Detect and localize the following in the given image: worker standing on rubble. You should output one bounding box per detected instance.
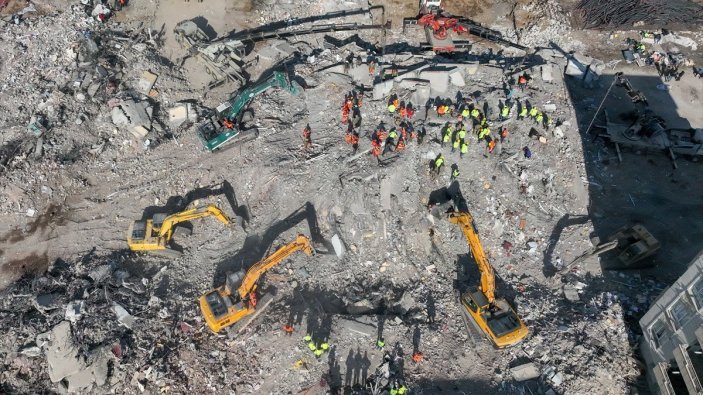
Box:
[460,140,468,158]
[376,338,385,350]
[406,103,415,119]
[383,128,399,155]
[441,123,452,147]
[302,124,312,150]
[500,127,509,143]
[528,106,539,121]
[418,126,426,145]
[518,102,528,120]
[283,324,294,335]
[388,94,399,113]
[450,164,460,181]
[433,154,445,174]
[535,111,544,126]
[350,130,360,154]
[518,73,528,90]
[478,126,491,142]
[500,102,510,121]
[396,133,407,152]
[399,102,407,119]
[371,137,382,161]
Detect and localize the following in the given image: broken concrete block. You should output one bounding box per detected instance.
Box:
[449,70,465,87]
[348,64,372,85]
[110,99,152,133]
[331,234,346,258]
[419,70,449,93]
[411,85,431,106]
[131,126,149,139]
[348,299,375,315]
[43,321,86,382]
[398,78,429,90]
[543,103,557,112]
[373,80,394,100]
[510,363,540,381]
[565,59,586,77]
[463,62,479,75]
[337,318,375,337]
[168,104,189,127]
[541,64,553,82]
[137,71,158,95]
[325,72,353,86]
[113,302,136,329]
[65,300,84,323]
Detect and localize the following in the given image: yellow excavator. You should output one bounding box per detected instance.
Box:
[449,211,528,348]
[127,204,231,254]
[199,234,315,333]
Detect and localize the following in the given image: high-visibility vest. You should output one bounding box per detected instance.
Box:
[303,335,312,342]
[308,343,316,351]
[457,129,466,140]
[314,349,324,357]
[399,107,407,117]
[461,142,468,154]
[519,107,528,117]
[518,76,527,84]
[471,109,480,118]
[529,108,538,117]
[479,128,490,139]
[398,385,408,394]
[535,112,544,123]
[501,106,509,117]
[435,157,444,167]
[437,106,446,115]
[452,169,460,178]
[453,137,460,149]
[389,130,398,139]
[376,340,385,348]
[390,389,398,395]
[388,104,396,113]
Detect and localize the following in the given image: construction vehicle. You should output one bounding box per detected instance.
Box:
[403,0,527,52]
[197,71,302,151]
[449,211,528,348]
[594,72,703,165]
[127,204,231,254]
[562,224,660,272]
[199,234,315,333]
[174,7,388,87]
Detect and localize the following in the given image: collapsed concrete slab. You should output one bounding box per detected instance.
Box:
[40,321,86,383]
[110,99,153,139]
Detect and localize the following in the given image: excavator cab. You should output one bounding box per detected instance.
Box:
[460,291,527,348]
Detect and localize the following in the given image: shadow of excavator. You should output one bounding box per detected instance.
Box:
[212,202,333,286]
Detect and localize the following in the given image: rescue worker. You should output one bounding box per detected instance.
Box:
[450,164,459,181]
[518,103,528,120]
[303,334,312,343]
[383,128,398,155]
[351,106,362,127]
[350,130,360,153]
[314,349,324,357]
[418,126,427,145]
[376,338,385,350]
[488,138,496,154]
[500,103,510,121]
[460,140,468,158]
[528,106,539,119]
[412,351,424,362]
[452,133,461,153]
[283,324,294,335]
[302,124,312,150]
[478,126,491,142]
[321,342,329,351]
[523,146,532,158]
[441,123,453,147]
[457,125,467,142]
[398,384,408,394]
[470,108,480,121]
[518,74,528,90]
[396,134,406,152]
[543,115,553,129]
[499,127,509,143]
[388,94,399,113]
[407,122,416,141]
[461,105,471,119]
[308,342,317,352]
[433,154,445,174]
[535,111,544,125]
[371,138,382,161]
[437,103,448,117]
[399,102,407,119]
[406,103,415,119]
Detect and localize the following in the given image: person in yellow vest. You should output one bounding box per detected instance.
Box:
[529,106,538,119]
[535,111,544,125]
[460,140,468,158]
[433,154,445,174]
[518,103,528,120]
[478,126,491,142]
[441,123,453,147]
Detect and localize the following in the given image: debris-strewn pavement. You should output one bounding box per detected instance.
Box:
[0,0,702,394]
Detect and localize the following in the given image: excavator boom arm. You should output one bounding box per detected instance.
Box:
[237,234,314,299]
[449,212,495,302]
[224,71,299,121]
[159,204,231,237]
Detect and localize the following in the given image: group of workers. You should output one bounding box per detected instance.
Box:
[303,333,330,358]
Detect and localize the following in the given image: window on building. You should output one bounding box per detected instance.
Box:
[669,297,695,329]
[691,278,703,310]
[650,318,670,349]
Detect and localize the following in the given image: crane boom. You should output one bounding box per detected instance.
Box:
[449,211,495,302]
[159,204,231,238]
[237,234,315,299]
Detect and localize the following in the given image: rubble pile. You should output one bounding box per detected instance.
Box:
[0,0,700,393]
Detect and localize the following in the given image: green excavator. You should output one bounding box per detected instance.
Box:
[198,71,301,151]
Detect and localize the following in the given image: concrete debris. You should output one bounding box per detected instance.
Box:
[331,233,346,257]
[0,1,698,394]
[112,302,136,329]
[510,362,540,381]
